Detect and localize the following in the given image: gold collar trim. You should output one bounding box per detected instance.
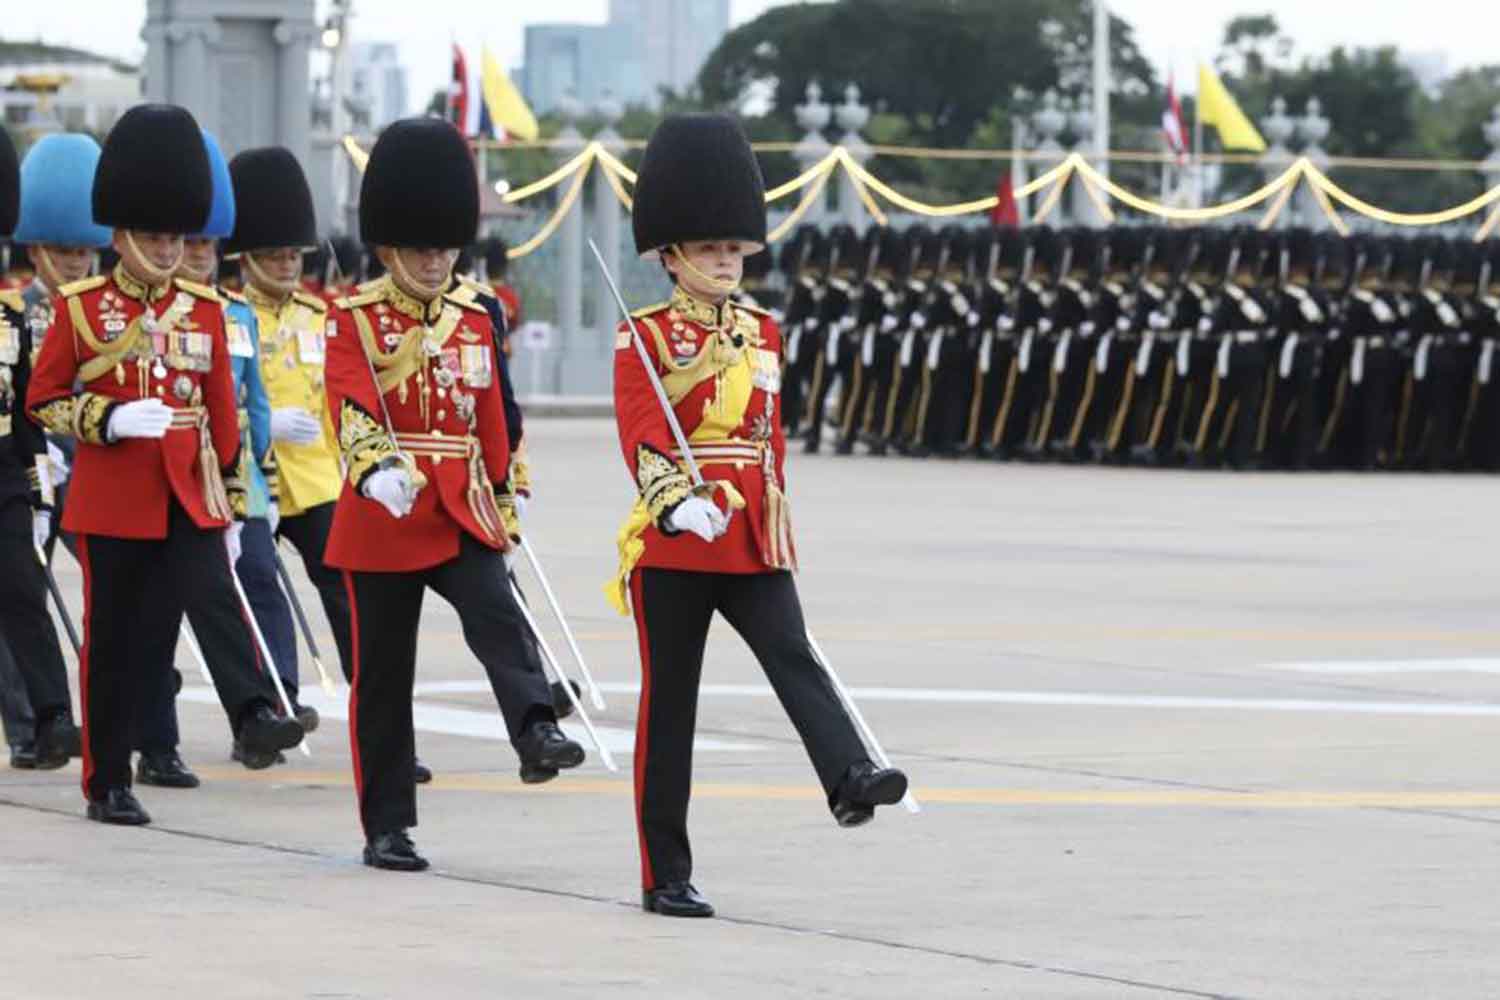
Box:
[670,286,733,331]
[245,282,294,315]
[113,263,171,304]
[381,275,444,324]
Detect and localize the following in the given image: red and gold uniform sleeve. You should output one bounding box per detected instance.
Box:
[28,288,119,446]
[325,303,401,493]
[613,311,694,528]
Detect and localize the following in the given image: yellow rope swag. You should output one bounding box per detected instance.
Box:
[344,135,1500,250]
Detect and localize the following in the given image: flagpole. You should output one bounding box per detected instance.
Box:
[1092,0,1109,183]
[1193,61,1204,208]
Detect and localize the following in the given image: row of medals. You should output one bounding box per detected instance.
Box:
[99,289,201,403]
[375,303,477,423]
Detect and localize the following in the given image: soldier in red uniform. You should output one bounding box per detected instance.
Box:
[325,118,582,872]
[609,115,908,919]
[25,105,305,826]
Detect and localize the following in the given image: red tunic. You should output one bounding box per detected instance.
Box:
[324,276,515,572]
[25,267,244,539]
[612,286,793,585]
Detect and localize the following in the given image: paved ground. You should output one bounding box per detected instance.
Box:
[4,417,1499,999]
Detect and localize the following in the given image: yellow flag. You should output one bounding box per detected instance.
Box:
[1197,64,1266,152]
[481,46,539,142]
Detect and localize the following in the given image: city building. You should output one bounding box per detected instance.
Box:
[348,41,407,128]
[518,0,729,114]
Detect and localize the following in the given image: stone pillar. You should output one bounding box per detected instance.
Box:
[1293,97,1332,230]
[1068,93,1103,226]
[792,82,832,228]
[274,17,315,173]
[1480,104,1500,195]
[833,84,871,231]
[1031,89,1068,225]
[1258,97,1295,230]
[553,96,586,395]
[1011,113,1030,225]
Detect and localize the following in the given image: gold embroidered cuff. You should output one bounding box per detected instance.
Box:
[224,472,248,519]
[32,397,77,437]
[494,489,521,541]
[339,399,397,491]
[72,392,116,445]
[635,444,693,526]
[26,464,53,510]
[510,455,532,497]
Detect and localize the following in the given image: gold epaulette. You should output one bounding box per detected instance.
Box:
[442,289,488,314]
[292,288,329,312]
[630,300,671,319]
[355,277,383,293]
[456,275,494,298]
[59,275,107,298]
[222,289,248,304]
[0,288,23,312]
[174,277,222,303]
[734,300,773,318]
[335,287,386,311]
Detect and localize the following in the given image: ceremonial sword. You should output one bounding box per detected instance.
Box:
[587,239,919,815]
[273,545,339,696]
[32,543,81,657]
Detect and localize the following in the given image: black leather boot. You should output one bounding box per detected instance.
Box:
[831,761,909,828]
[34,714,81,769]
[137,751,201,788]
[642,881,714,918]
[363,829,429,871]
[86,787,151,826]
[515,719,584,784]
[238,703,304,757]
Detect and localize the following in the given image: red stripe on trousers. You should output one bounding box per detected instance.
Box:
[628,570,655,890]
[75,536,95,801]
[342,570,366,830]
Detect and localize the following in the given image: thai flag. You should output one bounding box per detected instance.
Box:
[1161,72,1188,164]
[448,44,499,139]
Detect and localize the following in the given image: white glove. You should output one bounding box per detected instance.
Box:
[879,314,901,334]
[909,311,927,331]
[1148,310,1171,331]
[665,496,728,543]
[225,520,244,567]
[271,407,322,445]
[46,441,70,486]
[364,467,415,518]
[1197,316,1215,334]
[107,398,173,441]
[266,501,280,535]
[514,492,529,520]
[32,510,51,551]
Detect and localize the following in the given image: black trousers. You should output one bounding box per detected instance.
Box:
[76,503,277,800]
[781,324,821,436]
[882,329,929,449]
[802,331,854,449]
[343,535,553,836]
[1258,337,1324,470]
[965,332,1017,454]
[0,497,73,746]
[628,567,868,890]
[917,331,976,456]
[279,502,353,682]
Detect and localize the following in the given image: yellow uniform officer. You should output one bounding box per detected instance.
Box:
[226,146,354,681]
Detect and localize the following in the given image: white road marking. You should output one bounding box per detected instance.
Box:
[1269,658,1500,676]
[410,680,1500,719]
[176,686,762,753]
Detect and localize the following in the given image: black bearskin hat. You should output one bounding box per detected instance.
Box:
[632,114,765,255]
[360,117,478,249]
[0,126,17,237]
[224,147,318,255]
[937,224,971,278]
[92,104,211,234]
[484,236,510,279]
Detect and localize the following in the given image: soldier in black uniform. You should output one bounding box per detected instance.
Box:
[1257,229,1332,470]
[908,225,978,458]
[1105,226,1177,464]
[964,227,1020,458]
[1396,235,1466,470]
[880,225,938,454]
[0,128,80,772]
[1070,226,1142,463]
[801,225,861,454]
[1026,227,1097,460]
[1456,240,1500,469]
[1323,235,1401,470]
[777,225,825,436]
[832,228,896,454]
[985,225,1058,459]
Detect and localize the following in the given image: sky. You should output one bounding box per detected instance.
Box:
[5,1,1494,117]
